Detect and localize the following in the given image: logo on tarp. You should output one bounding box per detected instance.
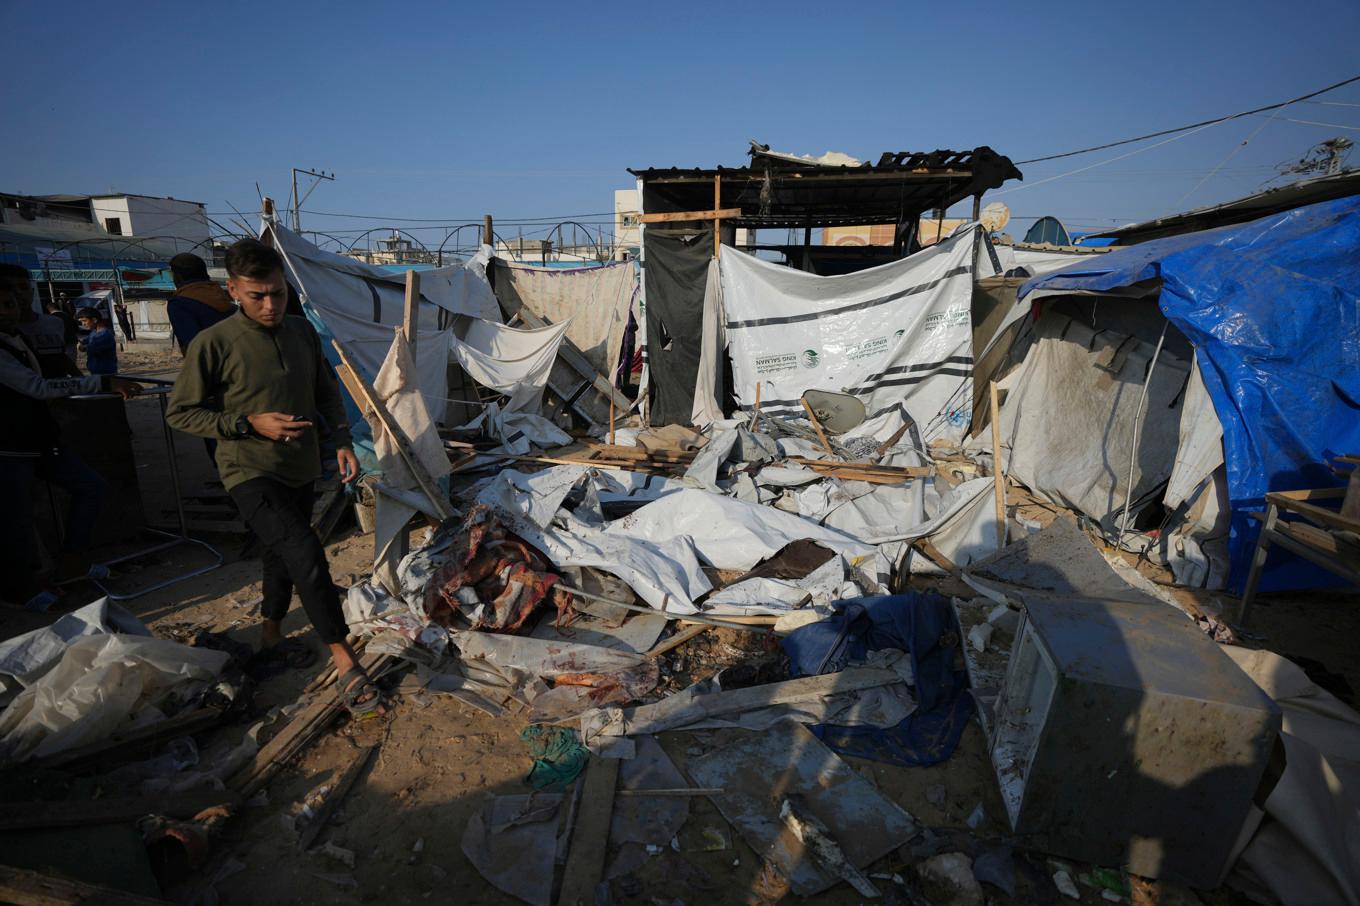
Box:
[800,349,820,369]
[893,329,905,339]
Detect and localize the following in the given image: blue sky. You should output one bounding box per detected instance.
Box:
[3,0,1359,249]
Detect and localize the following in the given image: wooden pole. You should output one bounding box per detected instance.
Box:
[713,174,721,259]
[801,398,835,456]
[331,339,453,520]
[609,396,616,446]
[401,269,420,357]
[749,382,762,430]
[989,380,1006,548]
[483,214,494,248]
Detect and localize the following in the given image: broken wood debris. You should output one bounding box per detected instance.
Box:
[296,745,378,852]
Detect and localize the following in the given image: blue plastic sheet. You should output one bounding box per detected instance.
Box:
[1021,197,1360,591]
[780,593,972,767]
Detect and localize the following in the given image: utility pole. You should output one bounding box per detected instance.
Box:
[290,168,335,231]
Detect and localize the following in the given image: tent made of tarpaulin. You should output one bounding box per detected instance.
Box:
[492,259,638,427]
[265,221,502,422]
[708,224,1000,444]
[991,195,1360,592]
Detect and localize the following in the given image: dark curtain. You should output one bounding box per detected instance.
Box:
[644,226,712,425]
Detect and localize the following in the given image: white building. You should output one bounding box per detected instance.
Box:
[89,194,211,249]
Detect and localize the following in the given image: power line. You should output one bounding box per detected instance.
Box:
[1016,73,1360,165]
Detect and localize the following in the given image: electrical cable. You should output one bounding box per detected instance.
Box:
[1015,74,1360,164]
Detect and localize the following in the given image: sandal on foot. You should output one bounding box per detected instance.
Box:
[253,637,319,671]
[338,667,387,719]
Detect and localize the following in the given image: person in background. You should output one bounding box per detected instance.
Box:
[76,307,117,375]
[0,270,140,609]
[166,239,379,717]
[0,265,80,378]
[46,299,79,362]
[166,252,235,353]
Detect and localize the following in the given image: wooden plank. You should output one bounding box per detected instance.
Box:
[0,790,240,832]
[638,207,740,224]
[232,652,389,796]
[401,269,421,356]
[913,538,961,576]
[556,756,620,906]
[39,707,223,771]
[297,745,377,851]
[1268,493,1360,534]
[1276,519,1360,565]
[0,865,172,906]
[989,380,1007,548]
[1272,487,1345,501]
[713,174,722,258]
[787,458,929,478]
[331,345,453,521]
[800,398,835,455]
[644,624,709,659]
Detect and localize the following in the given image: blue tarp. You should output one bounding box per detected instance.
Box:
[780,593,973,767]
[1020,195,1360,591]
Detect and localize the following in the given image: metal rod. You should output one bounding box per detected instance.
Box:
[1116,320,1170,549]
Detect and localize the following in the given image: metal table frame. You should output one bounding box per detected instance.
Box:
[65,377,223,600]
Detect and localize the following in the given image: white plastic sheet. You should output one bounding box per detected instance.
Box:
[448,318,570,413]
[0,597,148,689]
[477,467,712,613]
[719,227,978,441]
[0,635,229,763]
[603,488,889,585]
[494,260,636,381]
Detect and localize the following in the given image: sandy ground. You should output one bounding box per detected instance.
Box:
[3,339,1354,904]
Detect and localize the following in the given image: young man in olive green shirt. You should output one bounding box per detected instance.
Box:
[167,239,383,717]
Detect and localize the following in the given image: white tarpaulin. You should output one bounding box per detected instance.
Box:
[0,635,229,763]
[449,318,570,413]
[719,226,984,442]
[999,313,1190,532]
[267,221,501,421]
[603,488,890,586]
[493,260,635,381]
[476,467,712,613]
[370,330,454,595]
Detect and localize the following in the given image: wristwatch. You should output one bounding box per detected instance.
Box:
[234,415,254,438]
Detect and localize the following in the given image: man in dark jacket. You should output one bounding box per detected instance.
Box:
[166,239,381,717]
[166,253,235,354]
[0,265,139,609]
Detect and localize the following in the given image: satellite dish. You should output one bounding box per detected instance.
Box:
[980,202,1010,232]
[802,390,866,434]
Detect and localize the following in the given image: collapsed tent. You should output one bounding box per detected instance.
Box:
[984,195,1360,591]
[263,222,577,464]
[266,222,502,423]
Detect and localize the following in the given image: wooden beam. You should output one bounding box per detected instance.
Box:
[297,745,377,851]
[638,207,741,224]
[713,174,722,258]
[556,756,620,906]
[989,380,1007,548]
[0,866,172,906]
[330,344,453,521]
[800,398,835,456]
[401,269,421,357]
[1268,493,1360,535]
[644,623,709,659]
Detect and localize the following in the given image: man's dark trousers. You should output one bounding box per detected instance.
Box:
[228,477,346,643]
